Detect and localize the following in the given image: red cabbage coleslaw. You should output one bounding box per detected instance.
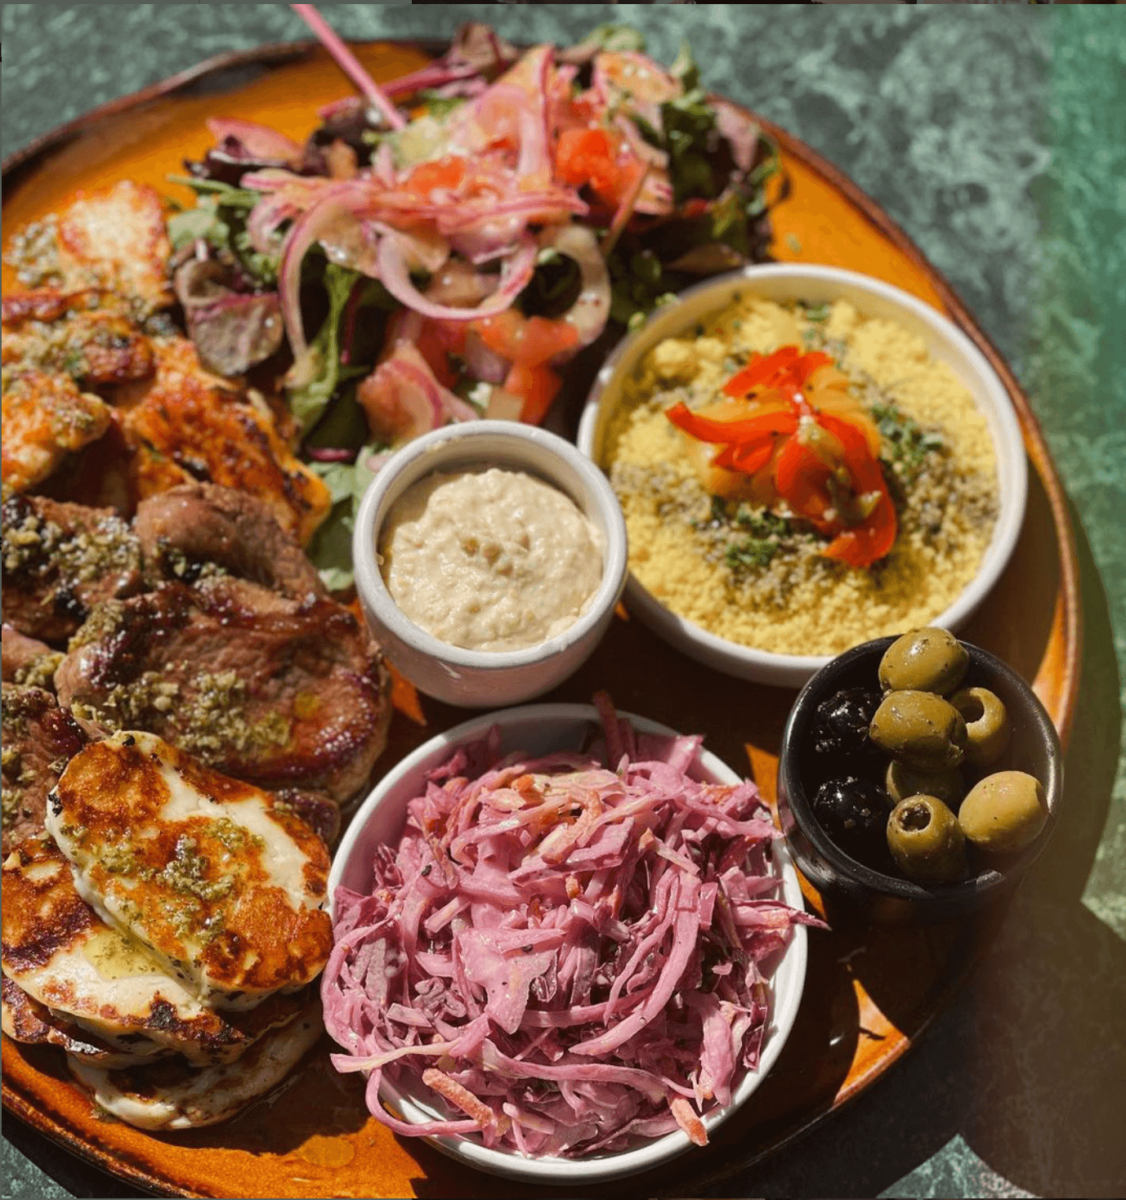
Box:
[322,698,821,1158]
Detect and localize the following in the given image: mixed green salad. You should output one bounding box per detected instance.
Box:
[167,13,779,587]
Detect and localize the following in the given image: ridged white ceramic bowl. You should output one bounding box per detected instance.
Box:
[328,704,808,1184]
[577,264,1028,690]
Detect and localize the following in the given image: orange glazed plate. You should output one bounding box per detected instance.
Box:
[1,38,1081,1200]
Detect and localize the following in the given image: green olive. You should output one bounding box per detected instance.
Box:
[879,628,969,695]
[869,690,967,771]
[886,760,964,810]
[958,770,1046,854]
[887,796,967,883]
[949,686,1010,767]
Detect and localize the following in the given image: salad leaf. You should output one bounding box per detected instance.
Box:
[167,177,278,286]
[288,262,361,433]
[288,265,394,434]
[568,24,647,56]
[304,450,385,591]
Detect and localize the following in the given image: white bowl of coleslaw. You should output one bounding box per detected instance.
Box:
[325,702,810,1184]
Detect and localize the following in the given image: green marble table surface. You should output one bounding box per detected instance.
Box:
[2,5,1123,1199]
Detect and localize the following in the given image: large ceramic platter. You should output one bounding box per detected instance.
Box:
[1,37,1080,1200]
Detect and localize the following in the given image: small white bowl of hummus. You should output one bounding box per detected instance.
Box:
[353,421,628,708]
[578,264,1027,689]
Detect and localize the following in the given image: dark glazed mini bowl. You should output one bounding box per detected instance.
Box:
[776,636,1063,925]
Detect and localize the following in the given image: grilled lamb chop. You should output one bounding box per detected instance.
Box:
[134,482,326,600]
[1,683,87,855]
[55,577,391,803]
[1,493,143,644]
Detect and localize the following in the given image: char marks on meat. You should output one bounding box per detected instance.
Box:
[55,577,390,804]
[1,493,143,645]
[135,482,326,599]
[113,335,331,546]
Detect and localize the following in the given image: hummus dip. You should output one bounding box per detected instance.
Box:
[379,467,603,652]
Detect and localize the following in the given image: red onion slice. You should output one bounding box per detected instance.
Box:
[206,118,303,163]
[376,233,537,324]
[538,224,611,349]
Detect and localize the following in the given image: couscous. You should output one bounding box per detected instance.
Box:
[604,296,999,657]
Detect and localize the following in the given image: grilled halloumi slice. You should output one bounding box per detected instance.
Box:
[2,975,169,1068]
[2,834,312,1064]
[67,998,323,1130]
[46,731,333,1010]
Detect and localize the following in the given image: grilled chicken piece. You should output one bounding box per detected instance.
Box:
[2,976,171,1068]
[0,370,112,494]
[114,335,331,545]
[56,578,391,803]
[2,289,156,387]
[1,832,313,1062]
[67,997,323,1130]
[47,731,333,1010]
[135,482,326,600]
[1,624,61,687]
[1,685,87,856]
[1,492,143,644]
[5,181,172,317]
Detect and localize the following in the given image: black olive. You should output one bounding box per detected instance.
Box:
[812,687,883,766]
[813,775,891,865]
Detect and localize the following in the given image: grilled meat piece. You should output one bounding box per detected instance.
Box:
[1,624,61,687]
[1,684,87,855]
[114,335,331,545]
[0,370,112,495]
[5,181,173,317]
[269,787,342,847]
[1,832,314,1063]
[1,493,143,644]
[135,482,326,600]
[1,976,171,1068]
[67,997,323,1130]
[55,578,390,804]
[2,288,156,388]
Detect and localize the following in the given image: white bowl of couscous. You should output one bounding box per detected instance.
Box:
[577,265,1027,689]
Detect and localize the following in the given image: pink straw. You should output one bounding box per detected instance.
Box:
[291,5,406,130]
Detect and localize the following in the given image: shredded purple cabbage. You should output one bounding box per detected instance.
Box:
[322,699,820,1157]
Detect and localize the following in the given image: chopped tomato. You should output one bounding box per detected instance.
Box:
[504,361,562,425]
[474,310,580,368]
[403,157,466,197]
[554,127,643,209]
[413,319,464,389]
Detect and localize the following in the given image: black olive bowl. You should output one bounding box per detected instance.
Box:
[776,636,1063,925]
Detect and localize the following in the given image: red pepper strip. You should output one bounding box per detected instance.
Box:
[773,432,836,530]
[665,401,797,445]
[716,439,779,475]
[722,348,833,400]
[818,414,897,567]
